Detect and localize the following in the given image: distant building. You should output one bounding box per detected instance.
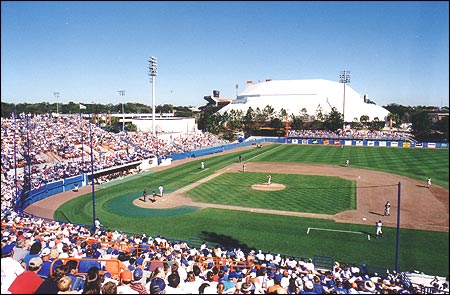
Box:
[201,90,233,109]
[218,79,390,123]
[81,112,197,134]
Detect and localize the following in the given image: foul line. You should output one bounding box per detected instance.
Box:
[190,168,210,175]
[307,227,370,240]
[246,144,284,162]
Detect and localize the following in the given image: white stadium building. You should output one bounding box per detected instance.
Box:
[218,79,390,123]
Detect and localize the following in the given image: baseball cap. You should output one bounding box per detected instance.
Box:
[120,269,133,281]
[40,248,51,257]
[29,257,43,268]
[150,277,166,294]
[305,280,314,290]
[1,244,14,255]
[135,257,144,266]
[133,268,143,280]
[365,280,376,292]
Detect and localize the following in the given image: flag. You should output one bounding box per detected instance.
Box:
[80,104,87,110]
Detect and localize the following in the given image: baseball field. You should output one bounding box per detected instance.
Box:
[43,143,449,276]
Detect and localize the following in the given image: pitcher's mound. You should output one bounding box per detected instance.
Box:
[251,183,286,191]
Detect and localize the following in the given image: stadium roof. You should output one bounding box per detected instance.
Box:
[218,79,389,122]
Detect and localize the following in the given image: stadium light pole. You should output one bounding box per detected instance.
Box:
[395,182,401,273]
[339,71,350,130]
[13,104,19,211]
[89,114,96,227]
[235,84,239,99]
[118,90,126,132]
[53,92,60,115]
[148,56,158,135]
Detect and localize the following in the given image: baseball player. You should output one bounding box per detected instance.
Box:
[376,220,383,238]
[384,201,391,216]
[143,188,147,202]
[159,184,164,197]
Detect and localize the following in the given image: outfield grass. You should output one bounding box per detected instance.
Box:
[186,173,356,214]
[251,144,449,188]
[54,144,449,276]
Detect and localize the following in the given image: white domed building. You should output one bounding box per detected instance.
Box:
[218,79,389,123]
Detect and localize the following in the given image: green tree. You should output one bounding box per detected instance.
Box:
[125,123,137,132]
[270,118,284,129]
[263,105,275,121]
[300,108,309,122]
[289,114,304,130]
[351,118,363,130]
[323,107,344,131]
[383,103,414,124]
[197,106,221,133]
[254,107,266,128]
[360,115,370,128]
[410,110,432,141]
[243,107,255,133]
[315,105,324,121]
[387,113,401,129]
[230,109,244,130]
[368,117,385,131]
[434,116,448,136]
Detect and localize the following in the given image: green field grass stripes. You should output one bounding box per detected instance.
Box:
[185,172,356,214]
[251,145,448,188]
[245,144,284,162]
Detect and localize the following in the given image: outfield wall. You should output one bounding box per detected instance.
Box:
[265,137,449,149]
[19,174,84,211]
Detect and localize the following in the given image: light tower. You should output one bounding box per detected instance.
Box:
[148,56,158,135]
[339,70,350,129]
[53,92,60,115]
[118,90,126,131]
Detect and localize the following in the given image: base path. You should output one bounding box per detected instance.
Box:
[26,146,449,233]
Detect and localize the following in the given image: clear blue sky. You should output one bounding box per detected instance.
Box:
[1,1,449,108]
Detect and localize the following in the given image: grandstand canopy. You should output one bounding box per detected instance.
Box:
[218,79,389,122]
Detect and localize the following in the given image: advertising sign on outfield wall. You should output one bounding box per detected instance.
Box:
[379,141,387,147]
[367,141,375,146]
[390,142,398,147]
[292,139,298,144]
[356,140,363,146]
[427,143,436,148]
[403,142,411,148]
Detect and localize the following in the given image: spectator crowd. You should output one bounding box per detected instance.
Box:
[288,129,414,142]
[2,211,448,294]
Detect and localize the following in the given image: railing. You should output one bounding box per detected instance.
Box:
[50,257,122,280]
